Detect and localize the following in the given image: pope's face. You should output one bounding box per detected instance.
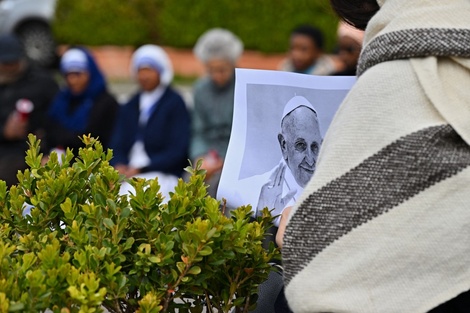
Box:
[279,106,321,188]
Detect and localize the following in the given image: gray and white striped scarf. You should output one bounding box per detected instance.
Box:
[282,0,470,312]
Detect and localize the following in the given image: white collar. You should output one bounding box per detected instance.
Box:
[139,85,166,124]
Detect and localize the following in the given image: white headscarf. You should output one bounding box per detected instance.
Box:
[130,45,174,86]
[61,48,88,73]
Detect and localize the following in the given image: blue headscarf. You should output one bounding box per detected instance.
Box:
[48,47,106,132]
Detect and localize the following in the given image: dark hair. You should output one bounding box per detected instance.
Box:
[291,25,325,50]
[330,0,380,30]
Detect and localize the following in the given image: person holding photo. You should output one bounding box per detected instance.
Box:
[279,0,470,312]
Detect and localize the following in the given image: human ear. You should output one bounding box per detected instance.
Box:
[278,133,288,160]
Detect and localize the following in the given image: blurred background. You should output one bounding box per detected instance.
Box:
[0,0,340,104]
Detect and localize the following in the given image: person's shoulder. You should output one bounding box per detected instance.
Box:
[25,65,58,85]
[278,58,294,72]
[193,76,211,92]
[315,54,343,75]
[121,92,140,108]
[95,90,119,106]
[163,86,186,106]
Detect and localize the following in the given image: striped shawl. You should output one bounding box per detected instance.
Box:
[282,0,470,312]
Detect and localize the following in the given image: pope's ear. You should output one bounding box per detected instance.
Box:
[278,133,288,160]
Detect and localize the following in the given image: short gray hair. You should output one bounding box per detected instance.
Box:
[193,28,244,64]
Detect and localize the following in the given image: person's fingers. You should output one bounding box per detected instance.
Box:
[277,163,287,187]
[268,164,283,188]
[272,163,284,187]
[276,206,293,248]
[282,189,297,206]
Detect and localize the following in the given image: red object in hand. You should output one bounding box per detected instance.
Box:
[15,99,34,122]
[207,149,221,164]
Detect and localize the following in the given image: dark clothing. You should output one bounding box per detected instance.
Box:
[332,67,357,76]
[0,64,58,186]
[110,86,190,177]
[46,47,118,152]
[190,75,235,160]
[45,90,118,151]
[428,289,470,313]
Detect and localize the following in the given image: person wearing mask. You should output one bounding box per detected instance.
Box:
[46,47,118,152]
[0,34,58,186]
[279,25,339,76]
[278,0,470,312]
[190,28,243,197]
[110,45,190,199]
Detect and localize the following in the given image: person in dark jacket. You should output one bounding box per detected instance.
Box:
[46,47,118,152]
[0,34,58,186]
[109,45,190,199]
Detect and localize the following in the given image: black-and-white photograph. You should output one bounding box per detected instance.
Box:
[218,69,355,225]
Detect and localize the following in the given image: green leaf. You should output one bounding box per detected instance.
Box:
[94,193,107,207]
[8,302,25,312]
[176,262,186,273]
[187,266,201,275]
[120,207,131,218]
[148,256,161,264]
[233,296,246,307]
[124,237,135,250]
[103,218,115,229]
[198,246,212,256]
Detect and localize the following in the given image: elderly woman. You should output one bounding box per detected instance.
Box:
[110,45,190,198]
[278,0,470,312]
[190,28,243,197]
[47,47,118,151]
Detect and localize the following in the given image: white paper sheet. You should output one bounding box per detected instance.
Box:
[217,69,356,224]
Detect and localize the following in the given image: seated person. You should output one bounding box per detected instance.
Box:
[191,28,243,197]
[332,21,365,76]
[46,47,119,152]
[110,45,190,199]
[279,24,340,76]
[0,34,58,186]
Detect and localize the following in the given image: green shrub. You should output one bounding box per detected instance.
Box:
[53,0,339,53]
[53,0,158,46]
[0,135,279,312]
[157,0,339,52]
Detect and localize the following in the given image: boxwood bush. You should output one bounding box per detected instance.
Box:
[0,135,279,312]
[53,0,339,53]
